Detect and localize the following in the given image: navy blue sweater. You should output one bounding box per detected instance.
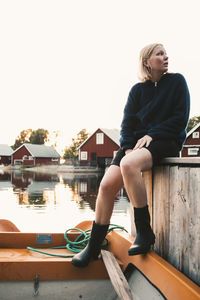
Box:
[120,73,190,150]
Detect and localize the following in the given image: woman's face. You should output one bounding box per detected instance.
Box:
[147,45,168,74]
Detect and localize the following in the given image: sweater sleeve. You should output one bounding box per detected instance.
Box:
[147,74,190,141]
[120,84,140,150]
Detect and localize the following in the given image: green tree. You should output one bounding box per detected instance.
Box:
[29,129,49,144]
[12,129,32,150]
[12,128,49,150]
[63,129,89,159]
[63,146,76,159]
[186,116,200,132]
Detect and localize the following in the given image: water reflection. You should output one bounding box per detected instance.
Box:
[11,172,59,207]
[0,170,131,232]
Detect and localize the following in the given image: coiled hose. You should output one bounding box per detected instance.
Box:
[27,224,127,258]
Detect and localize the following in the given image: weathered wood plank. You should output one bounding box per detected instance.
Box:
[130,161,200,285]
[176,166,190,275]
[153,165,170,259]
[151,164,200,285]
[161,157,200,165]
[168,165,181,269]
[143,170,153,225]
[188,167,200,284]
[101,250,134,300]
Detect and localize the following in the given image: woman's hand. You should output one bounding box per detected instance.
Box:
[125,149,133,155]
[133,135,153,150]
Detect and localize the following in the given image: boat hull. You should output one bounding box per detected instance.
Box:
[0,219,200,300]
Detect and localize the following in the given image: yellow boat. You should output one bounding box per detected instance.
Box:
[0,219,199,300]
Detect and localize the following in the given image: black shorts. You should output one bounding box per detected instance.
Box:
[111,140,180,167]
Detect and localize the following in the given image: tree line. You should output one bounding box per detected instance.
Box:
[12,129,49,150]
[12,128,89,159]
[11,116,200,158]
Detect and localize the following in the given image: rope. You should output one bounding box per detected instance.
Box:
[27,224,127,258]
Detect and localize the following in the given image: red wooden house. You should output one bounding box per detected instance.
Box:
[181,122,200,157]
[0,144,13,165]
[12,143,60,166]
[78,128,120,167]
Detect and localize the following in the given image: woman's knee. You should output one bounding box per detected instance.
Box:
[120,155,140,175]
[99,179,114,196]
[99,175,121,197]
[98,165,123,196]
[120,149,153,175]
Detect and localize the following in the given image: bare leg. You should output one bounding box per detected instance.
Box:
[95,165,124,224]
[120,148,153,208]
[72,148,154,266]
[120,148,155,255]
[72,165,124,267]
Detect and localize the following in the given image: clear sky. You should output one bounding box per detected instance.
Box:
[0,0,200,154]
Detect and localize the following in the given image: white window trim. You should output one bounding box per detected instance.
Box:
[80,151,88,160]
[188,148,199,155]
[183,144,200,148]
[78,182,88,193]
[14,159,23,165]
[96,133,104,144]
[192,132,199,138]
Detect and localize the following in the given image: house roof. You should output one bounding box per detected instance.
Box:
[78,128,120,149]
[187,122,200,138]
[0,144,13,156]
[13,144,60,158]
[100,128,120,145]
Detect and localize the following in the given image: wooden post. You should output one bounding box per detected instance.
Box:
[153,158,200,285]
[143,170,153,225]
[129,158,200,285]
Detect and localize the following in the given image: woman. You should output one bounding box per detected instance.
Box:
[72,43,190,267]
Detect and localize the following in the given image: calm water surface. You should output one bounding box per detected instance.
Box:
[0,170,131,233]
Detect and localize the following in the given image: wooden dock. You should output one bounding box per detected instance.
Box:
[131,157,200,286]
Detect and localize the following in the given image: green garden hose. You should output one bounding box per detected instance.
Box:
[27,224,127,258]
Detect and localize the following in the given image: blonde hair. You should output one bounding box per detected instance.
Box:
[138,43,163,82]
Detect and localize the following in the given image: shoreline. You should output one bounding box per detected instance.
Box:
[0,164,104,175]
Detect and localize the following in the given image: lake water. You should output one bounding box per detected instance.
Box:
[0,169,131,233]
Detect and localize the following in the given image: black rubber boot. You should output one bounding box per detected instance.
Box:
[128,205,155,256]
[71,221,109,267]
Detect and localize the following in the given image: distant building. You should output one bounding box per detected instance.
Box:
[181,122,200,157]
[78,128,120,168]
[0,144,13,165]
[12,143,60,166]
